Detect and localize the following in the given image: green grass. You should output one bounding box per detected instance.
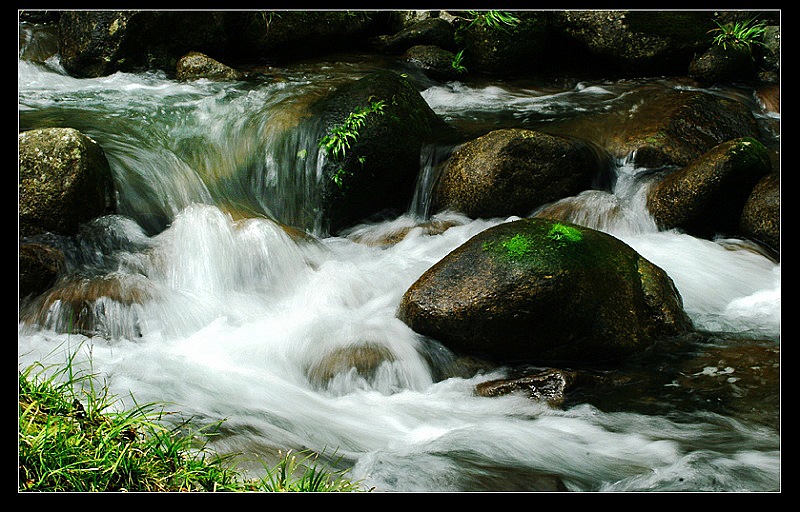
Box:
[18,348,370,492]
[709,16,767,52]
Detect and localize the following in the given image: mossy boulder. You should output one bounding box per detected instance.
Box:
[647,137,772,239]
[397,218,692,365]
[19,127,116,238]
[309,70,452,234]
[432,128,610,219]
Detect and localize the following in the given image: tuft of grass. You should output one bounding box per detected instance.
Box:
[18,346,369,492]
[708,16,767,53]
[451,49,468,74]
[254,449,371,492]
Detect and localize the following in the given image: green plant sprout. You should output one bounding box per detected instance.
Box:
[451,49,468,74]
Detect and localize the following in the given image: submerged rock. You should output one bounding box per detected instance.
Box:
[397,218,692,366]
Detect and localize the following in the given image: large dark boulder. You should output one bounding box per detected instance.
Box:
[371,17,456,54]
[453,11,554,77]
[610,89,760,169]
[554,10,715,76]
[689,43,756,85]
[231,11,382,65]
[309,70,452,234]
[57,11,236,78]
[19,127,116,238]
[397,218,692,366]
[647,137,772,239]
[740,172,780,257]
[403,45,464,82]
[432,128,611,219]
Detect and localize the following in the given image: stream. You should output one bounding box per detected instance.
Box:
[18,22,780,492]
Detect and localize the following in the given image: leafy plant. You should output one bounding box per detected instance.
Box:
[319,98,386,188]
[708,16,767,52]
[466,10,521,32]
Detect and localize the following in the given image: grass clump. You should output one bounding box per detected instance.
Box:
[709,16,767,52]
[18,349,369,492]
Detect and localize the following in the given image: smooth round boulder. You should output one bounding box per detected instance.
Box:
[647,137,772,239]
[432,128,609,219]
[397,218,692,366]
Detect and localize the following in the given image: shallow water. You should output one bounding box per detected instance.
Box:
[18,23,780,492]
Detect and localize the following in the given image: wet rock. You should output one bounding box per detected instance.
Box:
[403,45,464,81]
[432,129,610,219]
[19,275,154,338]
[176,51,243,81]
[19,128,116,238]
[476,369,578,407]
[555,11,715,76]
[647,137,772,240]
[611,90,760,169]
[689,43,756,85]
[305,343,396,390]
[57,11,235,78]
[371,17,456,54]
[454,11,553,77]
[740,172,780,257]
[756,84,780,114]
[309,70,453,234]
[397,218,692,366]
[19,242,66,301]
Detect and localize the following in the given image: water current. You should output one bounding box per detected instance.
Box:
[18,22,780,492]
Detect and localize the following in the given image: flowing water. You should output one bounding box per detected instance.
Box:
[18,22,780,492]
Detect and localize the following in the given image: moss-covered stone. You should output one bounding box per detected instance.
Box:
[398,218,692,366]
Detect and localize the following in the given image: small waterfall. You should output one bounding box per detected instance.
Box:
[408,143,456,219]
